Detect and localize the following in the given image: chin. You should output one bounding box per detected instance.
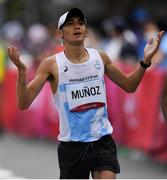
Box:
[72,39,84,46]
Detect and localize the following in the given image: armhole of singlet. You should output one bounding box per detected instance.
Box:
[89,48,105,76]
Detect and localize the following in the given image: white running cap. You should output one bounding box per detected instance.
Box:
[58,8,86,29]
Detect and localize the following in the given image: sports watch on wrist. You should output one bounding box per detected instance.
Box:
[140,60,151,69]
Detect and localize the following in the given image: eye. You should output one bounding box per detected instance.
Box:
[66,21,74,26]
[79,21,85,26]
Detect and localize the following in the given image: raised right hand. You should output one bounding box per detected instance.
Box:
[8,46,27,71]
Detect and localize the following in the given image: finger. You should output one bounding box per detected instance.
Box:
[11,46,19,59]
[12,46,17,59]
[15,50,20,60]
[8,47,14,59]
[8,46,14,56]
[11,46,17,56]
[153,31,164,41]
[8,46,14,58]
[152,32,161,46]
[8,46,20,64]
[155,31,164,47]
[7,47,11,56]
[158,31,165,39]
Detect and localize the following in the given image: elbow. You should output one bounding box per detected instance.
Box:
[19,106,29,110]
[18,102,30,110]
[19,105,29,110]
[121,80,138,93]
[17,96,31,110]
[125,86,137,93]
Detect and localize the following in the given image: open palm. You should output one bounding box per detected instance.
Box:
[144,31,164,63]
[8,46,26,71]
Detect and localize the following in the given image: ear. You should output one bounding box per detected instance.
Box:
[85,29,88,38]
[56,29,63,39]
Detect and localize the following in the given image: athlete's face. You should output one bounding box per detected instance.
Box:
[58,17,87,45]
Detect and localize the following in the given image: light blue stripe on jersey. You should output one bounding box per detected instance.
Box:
[63,102,109,142]
[100,106,109,135]
[59,84,66,92]
[63,102,95,141]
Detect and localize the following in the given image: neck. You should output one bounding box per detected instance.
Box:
[64,44,88,63]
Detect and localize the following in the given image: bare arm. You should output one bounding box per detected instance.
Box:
[101,53,146,92]
[8,46,54,109]
[101,31,164,93]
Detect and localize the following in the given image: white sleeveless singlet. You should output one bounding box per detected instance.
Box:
[53,48,113,142]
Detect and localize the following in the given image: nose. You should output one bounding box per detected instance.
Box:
[74,22,81,29]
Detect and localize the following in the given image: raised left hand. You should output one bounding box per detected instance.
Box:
[144,31,164,64]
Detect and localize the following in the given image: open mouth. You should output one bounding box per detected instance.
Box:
[73,32,82,36]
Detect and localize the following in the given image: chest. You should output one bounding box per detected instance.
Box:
[58,60,103,84]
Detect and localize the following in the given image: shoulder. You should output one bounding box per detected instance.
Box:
[87,48,111,63]
[41,54,56,67]
[97,51,113,67]
[37,54,57,74]
[43,54,56,65]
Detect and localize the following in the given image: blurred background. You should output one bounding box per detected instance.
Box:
[0,0,167,178]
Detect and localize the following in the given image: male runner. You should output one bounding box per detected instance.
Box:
[8,8,164,179]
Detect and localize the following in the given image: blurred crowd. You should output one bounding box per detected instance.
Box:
[0,7,167,81]
[0,7,167,133]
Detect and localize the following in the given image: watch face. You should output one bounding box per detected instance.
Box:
[140,61,151,69]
